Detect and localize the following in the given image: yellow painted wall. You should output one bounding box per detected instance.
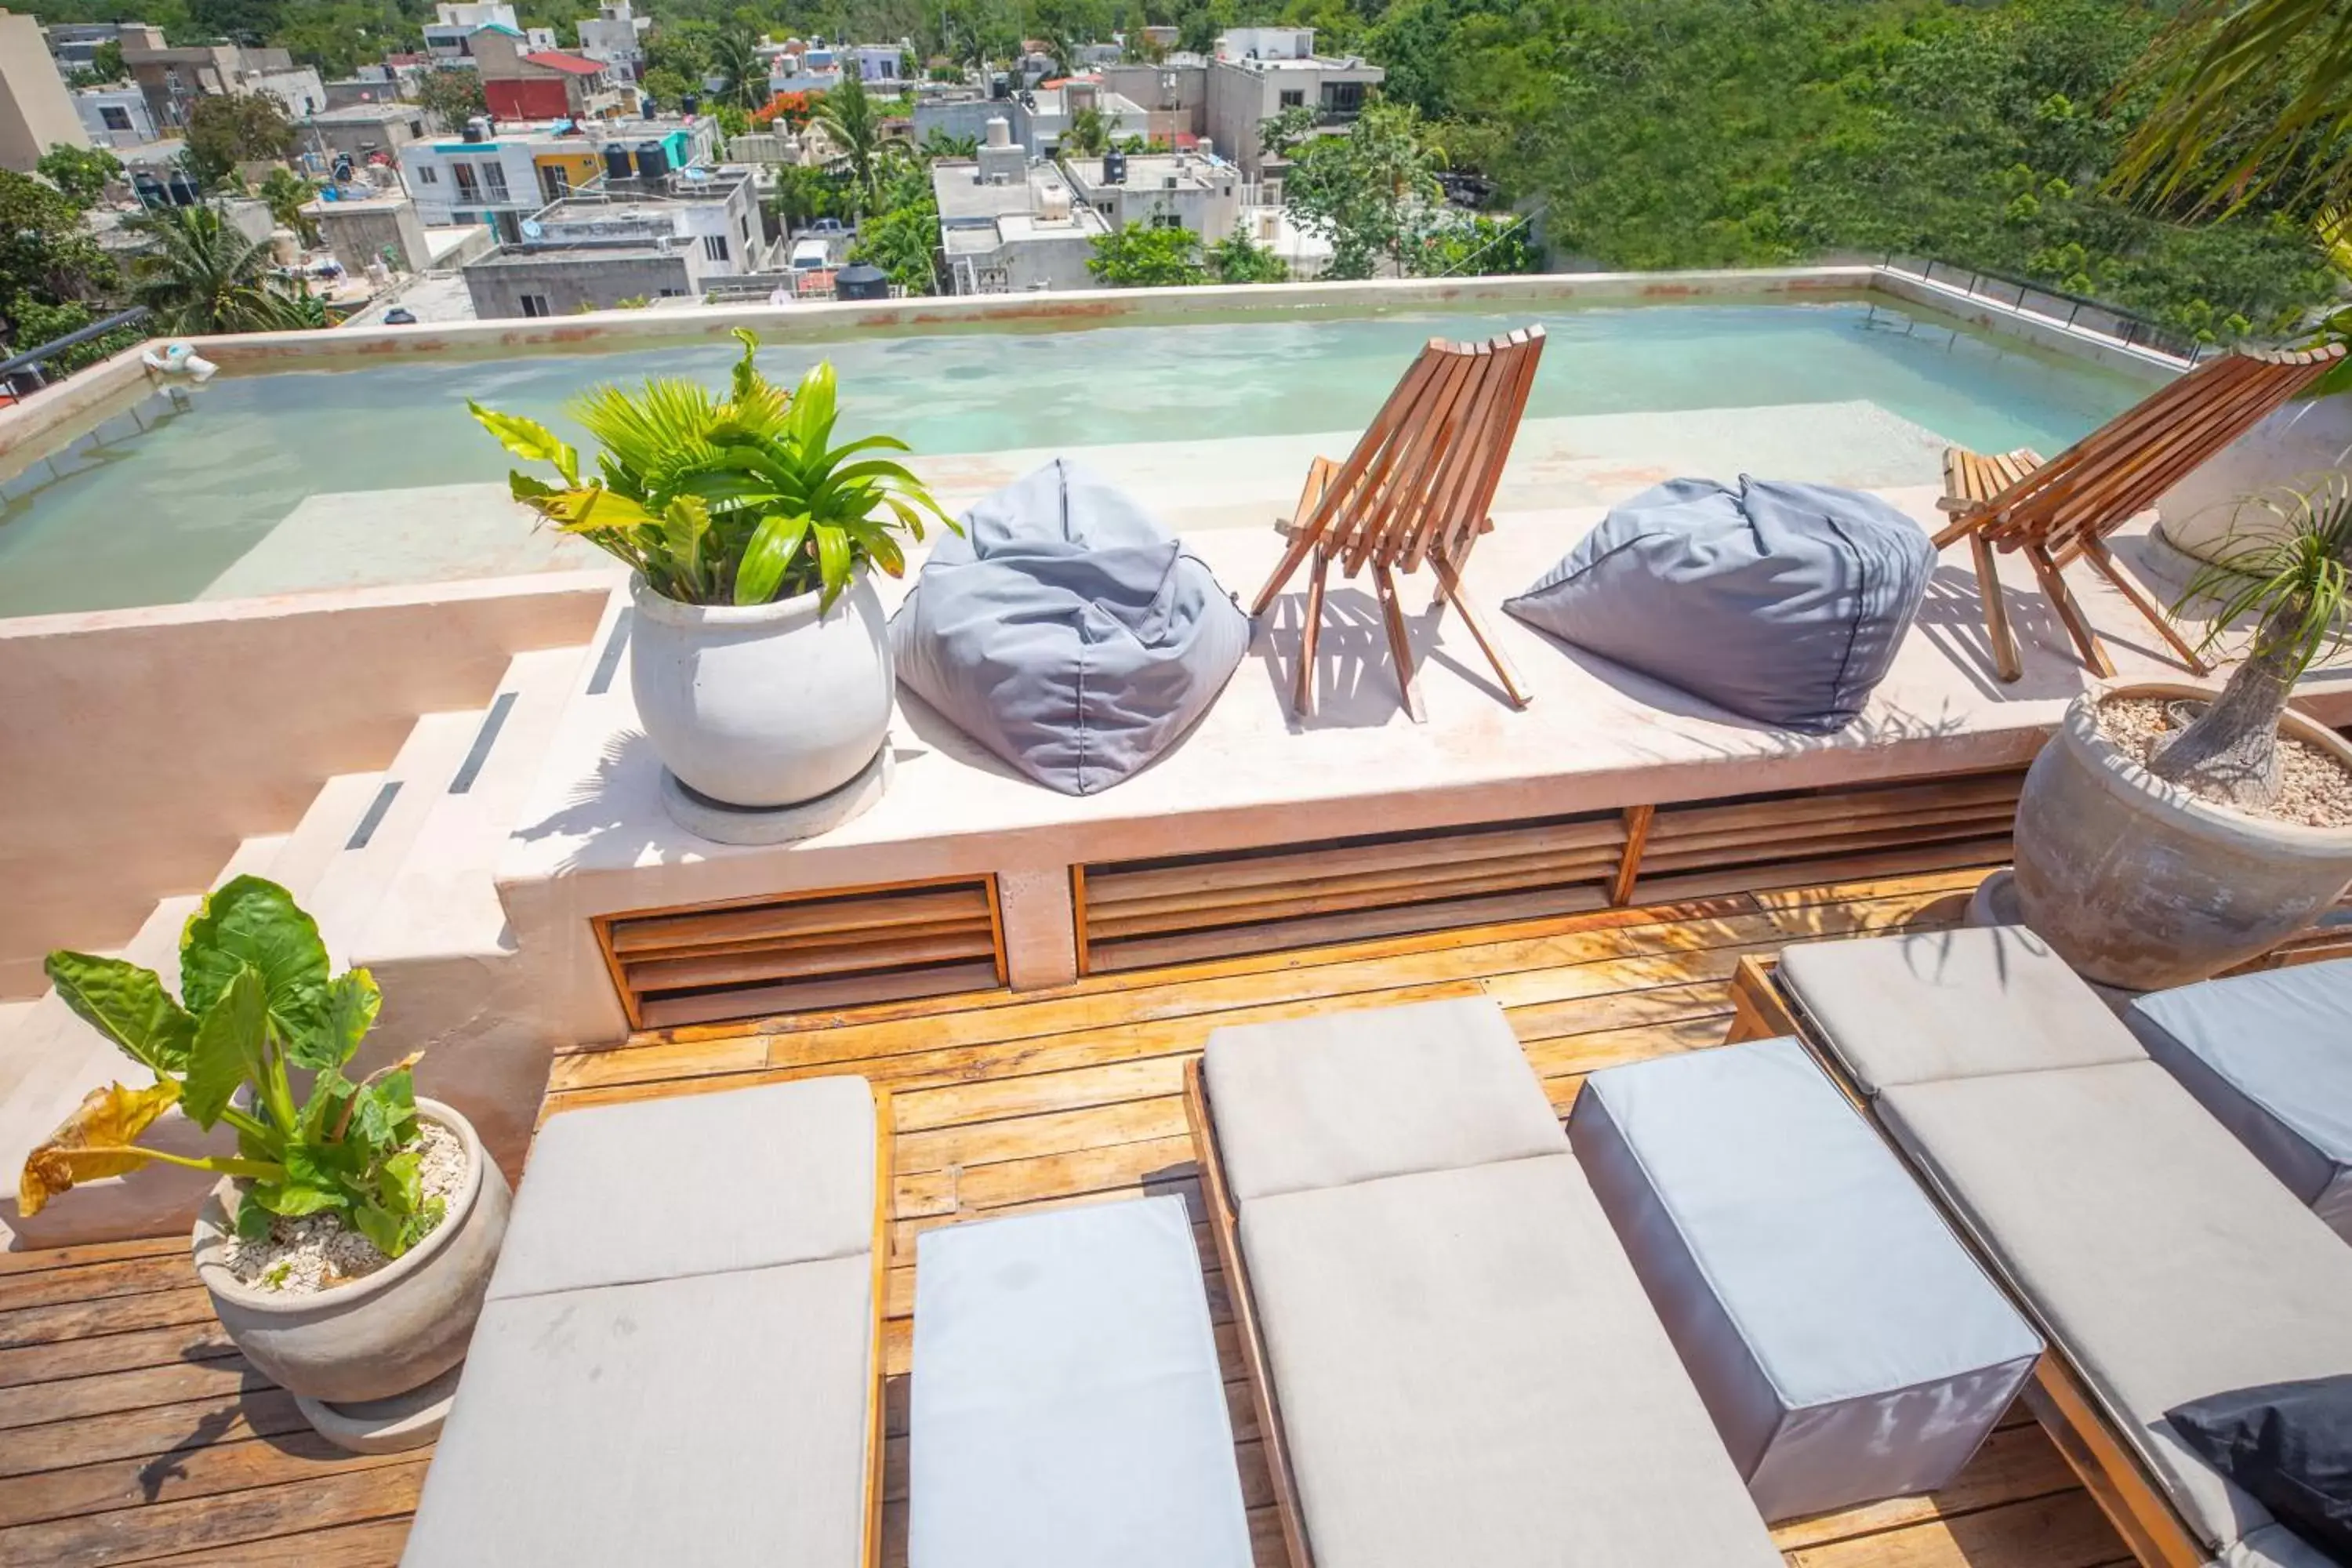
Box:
[533,148,603,188]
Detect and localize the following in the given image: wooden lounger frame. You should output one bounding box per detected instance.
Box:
[1184,1058,1316,1568]
[1933,342,2343,684]
[1250,327,1547,722]
[1722,958,2205,1568]
[862,1086,895,1568]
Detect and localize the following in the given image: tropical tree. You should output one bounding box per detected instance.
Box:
[710,29,768,111]
[260,166,319,244]
[815,71,891,205]
[1060,105,1108,158]
[921,128,979,161]
[1277,100,1446,280]
[37,143,122,209]
[2110,0,2352,217]
[129,205,319,335]
[184,93,294,190]
[1087,220,1209,286]
[0,169,116,337]
[1207,226,1289,283]
[415,67,488,132]
[849,167,942,292]
[770,162,844,232]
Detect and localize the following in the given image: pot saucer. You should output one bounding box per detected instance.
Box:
[660,744,893,845]
[296,1361,464,1454]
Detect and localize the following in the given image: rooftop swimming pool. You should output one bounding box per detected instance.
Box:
[0,296,2151,618]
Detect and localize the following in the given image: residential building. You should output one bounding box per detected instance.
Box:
[934,118,1109,293]
[423,4,555,63]
[397,117,714,239]
[1203,26,1382,176]
[1006,79,1149,156]
[575,1,649,82]
[301,101,428,165]
[42,20,122,71]
[1103,59,1208,147]
[118,27,326,131]
[843,43,904,85]
[323,75,410,110]
[74,84,155,148]
[472,27,622,122]
[1061,146,1240,241]
[0,7,89,171]
[911,92,1003,148]
[300,185,432,274]
[459,165,769,318]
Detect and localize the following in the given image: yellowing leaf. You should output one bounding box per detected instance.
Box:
[19,1080,181,1217]
[466,402,579,485]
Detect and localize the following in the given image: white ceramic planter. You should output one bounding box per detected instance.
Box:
[191,1099,511,1406]
[2154,393,2352,566]
[2009,681,2352,990]
[629,568,895,808]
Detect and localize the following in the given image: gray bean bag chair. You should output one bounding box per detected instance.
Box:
[891,459,1250,795]
[1504,476,1936,734]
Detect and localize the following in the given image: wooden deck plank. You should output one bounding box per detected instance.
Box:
[0,866,2129,1568]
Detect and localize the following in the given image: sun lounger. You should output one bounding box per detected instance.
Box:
[1185,996,1782,1568]
[1570,1037,2042,1523]
[908,1196,1251,1568]
[2122,960,2352,1243]
[400,1077,888,1568]
[1776,927,2352,1568]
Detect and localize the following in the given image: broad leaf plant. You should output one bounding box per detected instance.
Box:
[22,877,443,1258]
[470,328,951,611]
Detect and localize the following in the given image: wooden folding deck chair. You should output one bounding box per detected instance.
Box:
[1934,342,2344,683]
[1250,325,1546,720]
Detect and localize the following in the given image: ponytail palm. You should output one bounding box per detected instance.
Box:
[470,329,949,609]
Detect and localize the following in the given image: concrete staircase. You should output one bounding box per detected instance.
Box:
[0,617,613,1249]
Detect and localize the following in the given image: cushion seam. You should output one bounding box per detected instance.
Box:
[488,1243,872,1305]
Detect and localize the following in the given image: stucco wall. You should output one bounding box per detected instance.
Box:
[462,250,691,318]
[0,575,612,999]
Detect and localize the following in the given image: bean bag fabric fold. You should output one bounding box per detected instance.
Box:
[891,459,1250,795]
[1504,476,1936,734]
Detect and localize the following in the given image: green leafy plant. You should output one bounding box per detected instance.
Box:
[2156,474,2352,809]
[21,877,441,1258]
[471,328,950,610]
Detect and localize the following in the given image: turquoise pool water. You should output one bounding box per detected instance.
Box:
[0,298,2150,617]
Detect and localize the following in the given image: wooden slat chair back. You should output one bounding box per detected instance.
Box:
[1250,325,1547,720]
[1933,342,2343,682]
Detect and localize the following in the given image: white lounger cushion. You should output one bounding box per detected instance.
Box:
[1880,1061,2352,1552]
[1571,1038,2042,1522]
[1779,925,2143,1093]
[1242,1153,1782,1568]
[401,1256,874,1567]
[2125,962,2352,1240]
[488,1076,877,1298]
[1202,996,1567,1202]
[909,1196,1250,1568]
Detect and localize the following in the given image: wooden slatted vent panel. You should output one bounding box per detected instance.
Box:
[1077,765,2028,975]
[601,877,1006,1030]
[1627,766,2027,906]
[1078,811,1632,975]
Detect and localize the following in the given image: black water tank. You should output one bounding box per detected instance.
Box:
[635,140,670,179]
[601,143,633,181]
[680,92,699,115]
[131,169,167,209]
[165,169,200,206]
[834,263,889,300]
[1102,147,1127,184]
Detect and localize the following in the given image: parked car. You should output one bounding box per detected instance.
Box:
[789,237,833,273]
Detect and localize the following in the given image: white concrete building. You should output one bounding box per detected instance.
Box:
[934,118,1108,293]
[1203,26,1383,176]
[1061,147,1239,239]
[575,1,650,82]
[461,165,771,318]
[423,4,554,62]
[399,117,717,240]
[73,84,156,148]
[1008,79,1149,156]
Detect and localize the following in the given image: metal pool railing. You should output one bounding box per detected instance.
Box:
[1878,254,2210,366]
[0,307,151,401]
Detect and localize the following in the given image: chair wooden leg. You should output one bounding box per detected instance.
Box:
[2080,537,2209,677]
[1431,548,1530,709]
[1294,544,1330,718]
[1969,533,2024,684]
[1372,561,1426,723]
[2027,544,2116,679]
[1252,457,1338,616]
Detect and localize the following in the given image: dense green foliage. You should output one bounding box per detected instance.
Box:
[1369,0,2337,336]
[848,165,942,289]
[1089,222,1211,285]
[36,143,122,209]
[129,205,321,334]
[414,67,488,132]
[183,91,292,188]
[29,877,442,1263]
[0,169,115,350]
